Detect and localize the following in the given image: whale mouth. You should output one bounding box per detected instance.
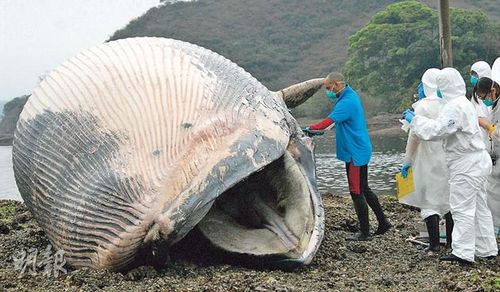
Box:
[197,146,322,266]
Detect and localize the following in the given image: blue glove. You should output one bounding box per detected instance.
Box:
[401,163,411,178]
[402,109,415,123]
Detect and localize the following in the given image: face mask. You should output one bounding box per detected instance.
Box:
[482,83,499,107]
[436,89,443,98]
[483,99,494,107]
[326,90,337,100]
[470,75,479,86]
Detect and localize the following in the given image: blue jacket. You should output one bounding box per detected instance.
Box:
[327,86,372,166]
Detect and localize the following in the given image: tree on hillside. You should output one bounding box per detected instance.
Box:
[344,1,499,112]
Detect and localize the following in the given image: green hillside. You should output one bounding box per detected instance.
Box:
[109,0,499,117]
[111,0,397,91]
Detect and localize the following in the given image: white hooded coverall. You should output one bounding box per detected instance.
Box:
[409,68,498,262]
[485,98,500,234]
[401,68,450,219]
[485,57,500,233]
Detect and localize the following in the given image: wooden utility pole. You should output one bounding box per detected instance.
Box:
[438,0,453,67]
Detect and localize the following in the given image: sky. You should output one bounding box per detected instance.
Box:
[0,0,162,101]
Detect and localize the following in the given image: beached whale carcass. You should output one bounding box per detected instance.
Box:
[12,37,324,271]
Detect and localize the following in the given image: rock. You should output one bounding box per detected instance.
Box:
[347,243,368,253]
[10,213,30,230]
[0,221,9,234]
[125,266,158,281]
[337,219,359,232]
[375,275,395,287]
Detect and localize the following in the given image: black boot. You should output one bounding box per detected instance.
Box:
[373,220,392,236]
[424,214,440,253]
[364,188,391,235]
[346,194,372,241]
[440,253,473,265]
[444,212,453,248]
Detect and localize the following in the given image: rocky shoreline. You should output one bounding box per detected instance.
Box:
[366,113,405,137]
[0,195,498,291]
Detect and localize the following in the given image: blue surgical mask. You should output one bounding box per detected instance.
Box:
[482,83,497,107]
[436,89,443,98]
[483,99,494,107]
[470,75,479,86]
[326,90,337,100]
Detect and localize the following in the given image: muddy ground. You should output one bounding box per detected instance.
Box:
[0,194,498,291]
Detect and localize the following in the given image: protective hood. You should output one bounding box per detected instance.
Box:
[436,67,466,101]
[471,61,491,78]
[421,68,440,97]
[492,57,500,84]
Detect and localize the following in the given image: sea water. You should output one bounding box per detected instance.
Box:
[0,133,406,201]
[0,146,22,201]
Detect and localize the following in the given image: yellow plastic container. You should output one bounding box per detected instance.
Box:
[395,169,415,199]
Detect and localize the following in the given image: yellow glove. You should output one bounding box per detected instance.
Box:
[487,124,497,138]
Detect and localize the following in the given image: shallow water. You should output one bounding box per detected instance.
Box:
[0,146,21,201]
[311,129,406,195]
[0,132,406,201]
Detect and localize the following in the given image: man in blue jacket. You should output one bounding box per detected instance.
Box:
[306,72,391,241]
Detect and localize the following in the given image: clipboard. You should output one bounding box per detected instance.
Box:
[396,169,415,199]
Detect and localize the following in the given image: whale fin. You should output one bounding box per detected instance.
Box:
[275,78,324,108]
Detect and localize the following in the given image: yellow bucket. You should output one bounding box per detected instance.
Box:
[396,169,415,199]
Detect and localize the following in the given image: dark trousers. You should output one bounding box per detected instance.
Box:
[345,161,387,232]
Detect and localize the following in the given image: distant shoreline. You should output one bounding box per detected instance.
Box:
[367,113,404,137]
[0,135,13,146]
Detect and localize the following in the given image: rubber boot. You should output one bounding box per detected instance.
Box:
[424,214,440,253]
[444,212,453,248]
[364,188,392,235]
[346,194,372,241]
[440,253,473,265]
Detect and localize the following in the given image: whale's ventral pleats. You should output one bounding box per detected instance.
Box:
[13,37,324,271]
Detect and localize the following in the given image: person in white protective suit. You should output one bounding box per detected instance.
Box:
[469,61,492,140]
[400,68,452,253]
[475,58,500,236]
[402,67,498,264]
